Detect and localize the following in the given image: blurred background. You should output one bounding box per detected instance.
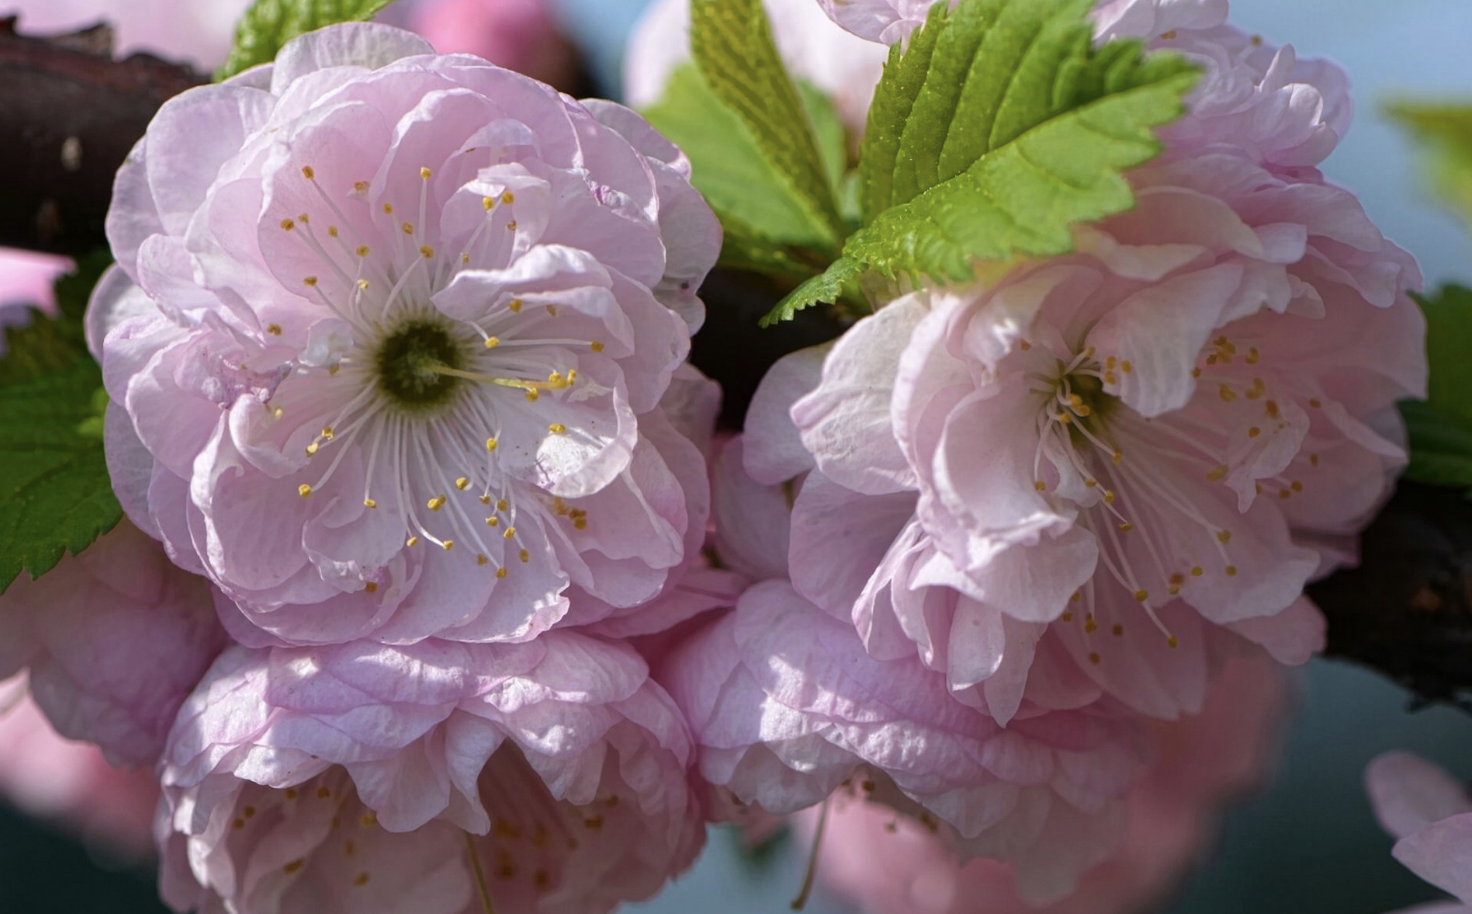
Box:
[2,0,1471,911]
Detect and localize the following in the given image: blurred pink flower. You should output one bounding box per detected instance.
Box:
[794,653,1289,914]
[402,0,579,89]
[93,23,719,647]
[158,633,704,914]
[1367,752,1472,914]
[0,678,159,861]
[0,249,70,356]
[0,521,225,766]
[744,0,1420,723]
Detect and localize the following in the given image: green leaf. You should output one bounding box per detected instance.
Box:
[690,0,847,243]
[1386,101,1472,229]
[217,0,397,81]
[0,357,123,592]
[845,0,1198,282]
[760,257,861,326]
[1402,285,1472,493]
[642,65,844,255]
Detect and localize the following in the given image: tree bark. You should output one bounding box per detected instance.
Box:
[0,18,204,256]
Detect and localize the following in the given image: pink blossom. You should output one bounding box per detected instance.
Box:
[93,24,720,646]
[400,0,579,89]
[0,249,69,356]
[0,521,225,766]
[625,0,887,134]
[0,678,159,861]
[756,5,1419,722]
[793,653,1289,914]
[814,0,940,45]
[1367,752,1472,913]
[660,576,1149,903]
[158,632,703,914]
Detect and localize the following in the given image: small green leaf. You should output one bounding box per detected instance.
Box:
[642,65,844,255]
[1402,285,1472,494]
[845,0,1198,282]
[0,358,123,592]
[217,0,398,81]
[690,0,847,243]
[760,257,861,326]
[1386,101,1472,229]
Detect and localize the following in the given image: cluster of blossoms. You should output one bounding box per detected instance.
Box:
[0,0,1456,912]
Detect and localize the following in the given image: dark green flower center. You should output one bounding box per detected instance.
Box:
[374,319,464,412]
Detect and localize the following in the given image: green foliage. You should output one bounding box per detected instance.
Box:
[217,0,397,80]
[689,0,847,243]
[642,64,849,270]
[1387,101,1472,228]
[0,256,121,592]
[763,0,1196,323]
[1403,286,1472,494]
[760,258,861,326]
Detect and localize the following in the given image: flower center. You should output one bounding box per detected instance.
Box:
[374,318,465,412]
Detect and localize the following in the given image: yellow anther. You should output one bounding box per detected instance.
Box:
[284,788,298,800]
[1169,573,1185,586]
[1246,347,1260,364]
[1062,611,1075,622]
[476,554,490,566]
[364,582,378,594]
[420,166,432,180]
[382,203,393,214]
[509,298,523,313]
[496,567,508,579]
[321,426,335,440]
[1106,356,1117,369]
[1309,454,1321,467]
[547,305,558,316]
[547,371,564,386]
[503,527,516,540]
[1084,614,1098,633]
[406,536,419,547]
[327,226,339,238]
[1089,652,1102,666]
[298,484,312,498]
[284,859,305,874]
[1084,478,1098,488]
[267,323,283,336]
[1290,480,1304,493]
[304,276,319,286]
[301,166,315,180]
[566,369,578,382]
[357,279,370,290]
[298,213,309,224]
[1309,398,1323,409]
[1216,530,1232,544]
[1104,371,1117,385]
[428,495,447,512]
[1248,426,1261,438]
[549,423,567,434]
[1058,412,1072,425]
[1118,522,1134,532]
[573,518,588,530]
[497,499,508,511]
[483,196,495,210]
[1112,450,1123,465]
[354,181,369,193]
[1161,28,1178,39]
[1265,400,1281,419]
[1167,634,1181,648]
[1279,488,1292,500]
[525,389,540,402]
[461,253,470,264]
[486,516,499,527]
[306,442,320,456]
[419,245,435,258]
[1226,565,1238,576]
[507,220,518,231]
[1103,490,1116,505]
[1134,589,1149,602]
[1034,480,1046,491]
[356,245,370,257]
[273,407,284,419]
[280,219,295,231]
[519,549,530,563]
[1191,565,1204,577]
[442,540,454,551]
[1192,368,1202,378]
[1219,384,1236,402]
[484,337,500,349]
[1206,465,1228,482]
[1120,360,1133,373]
[501,191,515,204]
[354,873,370,887]
[455,477,470,490]
[1019,340,1032,351]
[1112,624,1125,637]
[401,222,414,235]
[486,437,499,451]
[364,498,377,509]
[590,340,604,352]
[479,495,491,505]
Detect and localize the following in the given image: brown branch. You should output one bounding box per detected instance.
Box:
[0,17,204,256]
[1309,482,1472,711]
